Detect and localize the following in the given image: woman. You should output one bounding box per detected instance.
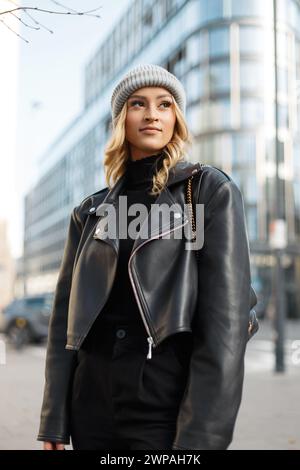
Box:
[37,64,254,450]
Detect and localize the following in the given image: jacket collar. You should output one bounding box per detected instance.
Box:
[99,159,201,206]
[92,160,201,254]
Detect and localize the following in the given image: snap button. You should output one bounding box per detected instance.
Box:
[89,207,96,212]
[116,328,126,339]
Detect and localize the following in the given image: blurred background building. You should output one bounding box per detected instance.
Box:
[21,0,300,319]
[0,220,15,310]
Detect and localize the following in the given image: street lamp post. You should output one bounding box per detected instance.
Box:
[272,0,287,373]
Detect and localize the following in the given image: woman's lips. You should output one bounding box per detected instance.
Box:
[140,128,161,134]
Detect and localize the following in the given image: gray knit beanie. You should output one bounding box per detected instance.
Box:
[111,63,186,121]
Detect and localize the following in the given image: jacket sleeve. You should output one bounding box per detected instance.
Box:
[172,179,252,450]
[37,206,83,444]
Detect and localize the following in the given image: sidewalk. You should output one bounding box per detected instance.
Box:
[0,319,299,450]
[229,318,300,450]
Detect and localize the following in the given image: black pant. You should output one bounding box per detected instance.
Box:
[70,319,193,450]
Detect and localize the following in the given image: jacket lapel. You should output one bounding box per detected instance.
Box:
[92,172,127,255]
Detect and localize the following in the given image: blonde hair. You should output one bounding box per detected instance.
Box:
[103,97,194,196]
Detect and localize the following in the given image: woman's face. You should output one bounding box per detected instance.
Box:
[125,86,176,161]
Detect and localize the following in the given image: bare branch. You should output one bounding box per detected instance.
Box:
[8,11,40,30]
[0,17,29,42]
[0,6,102,18]
[0,2,102,42]
[7,0,54,34]
[49,1,81,15]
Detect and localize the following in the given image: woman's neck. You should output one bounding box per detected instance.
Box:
[125,152,165,190]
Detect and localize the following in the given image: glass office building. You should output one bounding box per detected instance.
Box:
[24,0,300,318]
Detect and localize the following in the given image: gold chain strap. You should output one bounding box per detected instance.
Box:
[186,176,199,260]
[186,171,257,338]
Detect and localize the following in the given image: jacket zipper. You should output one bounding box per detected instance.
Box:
[128,218,189,360]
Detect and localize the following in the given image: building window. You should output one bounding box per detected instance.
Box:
[209,27,229,58]
[186,66,209,103]
[199,0,223,23]
[199,99,231,131]
[278,104,289,129]
[232,134,256,166]
[239,25,265,55]
[241,99,264,126]
[186,34,202,68]
[246,205,258,241]
[166,0,178,18]
[200,67,210,97]
[277,66,289,94]
[231,0,272,18]
[186,104,201,135]
[168,46,186,77]
[277,30,289,62]
[143,8,153,26]
[186,68,202,102]
[209,61,230,94]
[240,61,265,93]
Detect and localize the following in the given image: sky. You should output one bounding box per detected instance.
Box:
[0,0,131,259]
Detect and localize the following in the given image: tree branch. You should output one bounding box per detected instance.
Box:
[0,6,102,17]
[0,16,29,43]
[7,0,54,34]
[0,2,103,42]
[8,11,40,30]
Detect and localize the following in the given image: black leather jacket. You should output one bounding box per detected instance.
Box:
[37,160,254,449]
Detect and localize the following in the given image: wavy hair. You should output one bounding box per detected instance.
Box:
[103,96,194,196]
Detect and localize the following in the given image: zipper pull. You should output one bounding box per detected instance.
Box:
[147,336,154,359]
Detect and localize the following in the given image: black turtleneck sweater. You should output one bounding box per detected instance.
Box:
[97,151,165,332]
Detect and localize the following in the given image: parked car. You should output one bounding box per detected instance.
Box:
[0,293,54,349]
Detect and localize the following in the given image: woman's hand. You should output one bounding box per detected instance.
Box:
[43,441,65,450]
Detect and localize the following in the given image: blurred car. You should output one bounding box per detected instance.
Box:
[0,293,54,349]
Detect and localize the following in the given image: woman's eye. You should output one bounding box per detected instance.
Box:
[160,101,172,108]
[130,100,172,108]
[131,100,144,107]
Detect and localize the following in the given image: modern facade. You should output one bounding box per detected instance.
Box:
[0,220,15,310]
[23,0,300,318]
